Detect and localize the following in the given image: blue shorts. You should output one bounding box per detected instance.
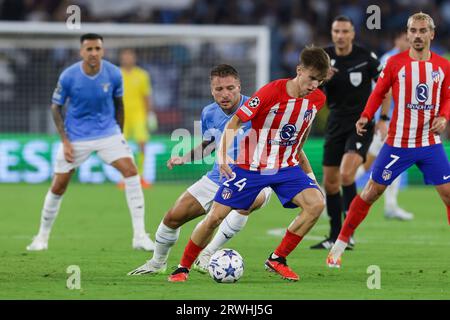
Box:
[372,144,450,186]
[214,165,320,210]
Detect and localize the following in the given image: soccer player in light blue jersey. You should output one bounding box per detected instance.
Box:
[27,33,154,251]
[355,31,414,220]
[128,64,273,275]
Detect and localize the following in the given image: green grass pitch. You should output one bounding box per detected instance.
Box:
[1,183,449,300]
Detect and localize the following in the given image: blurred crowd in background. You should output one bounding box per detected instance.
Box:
[1,0,450,136]
[2,0,450,79]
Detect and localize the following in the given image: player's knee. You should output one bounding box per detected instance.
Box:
[303,198,325,219]
[340,170,356,186]
[163,208,184,229]
[122,166,138,178]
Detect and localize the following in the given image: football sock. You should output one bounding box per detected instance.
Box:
[124,175,146,237]
[202,210,248,255]
[153,222,180,264]
[342,182,357,215]
[338,195,371,243]
[385,176,400,212]
[37,191,63,238]
[326,192,343,241]
[274,229,303,258]
[180,239,204,269]
[355,165,366,180]
[330,239,348,260]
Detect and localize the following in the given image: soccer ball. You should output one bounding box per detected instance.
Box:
[208,248,244,283]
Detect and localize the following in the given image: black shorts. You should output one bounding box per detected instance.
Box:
[323,117,374,167]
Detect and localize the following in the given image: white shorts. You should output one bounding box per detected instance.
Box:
[54,134,133,173]
[187,175,272,212]
[368,131,385,156]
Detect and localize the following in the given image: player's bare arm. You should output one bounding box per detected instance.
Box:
[218,114,242,179]
[51,103,73,163]
[114,96,124,132]
[376,90,392,139]
[167,140,215,169]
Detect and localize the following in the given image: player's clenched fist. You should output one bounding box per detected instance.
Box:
[167,156,185,170]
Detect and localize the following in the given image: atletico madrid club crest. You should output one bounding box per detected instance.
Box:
[382,169,392,181]
[431,71,440,83]
[221,187,233,200]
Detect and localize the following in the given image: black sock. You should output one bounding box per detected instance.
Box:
[326,192,342,241]
[342,183,357,215]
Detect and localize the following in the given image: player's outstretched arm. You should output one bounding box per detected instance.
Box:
[51,103,73,163]
[114,97,124,132]
[167,140,215,169]
[218,115,242,179]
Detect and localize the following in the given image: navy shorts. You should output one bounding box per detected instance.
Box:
[371,143,450,186]
[214,165,320,210]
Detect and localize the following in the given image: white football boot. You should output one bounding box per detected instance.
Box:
[385,206,414,221]
[193,250,213,274]
[127,259,167,275]
[26,235,49,251]
[132,233,155,251]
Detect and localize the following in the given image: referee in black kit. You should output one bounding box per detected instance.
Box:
[311,15,382,250]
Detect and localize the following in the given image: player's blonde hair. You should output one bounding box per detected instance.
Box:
[407,12,435,30]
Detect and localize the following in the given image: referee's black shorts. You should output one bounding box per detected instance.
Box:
[322,117,375,167]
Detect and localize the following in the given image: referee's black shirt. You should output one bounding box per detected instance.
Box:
[323,44,381,118]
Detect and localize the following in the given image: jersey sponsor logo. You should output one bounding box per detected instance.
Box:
[280,124,296,141]
[431,71,440,83]
[382,169,392,181]
[415,83,429,103]
[406,103,435,110]
[349,72,362,87]
[248,96,260,108]
[221,187,233,200]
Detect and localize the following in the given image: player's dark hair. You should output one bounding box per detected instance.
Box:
[80,33,103,43]
[299,46,330,79]
[210,64,240,81]
[332,15,354,27]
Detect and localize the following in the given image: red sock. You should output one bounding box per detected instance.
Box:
[274,230,303,258]
[447,205,450,225]
[338,195,372,243]
[180,239,204,269]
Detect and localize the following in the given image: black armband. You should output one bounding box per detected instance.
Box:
[379,114,390,121]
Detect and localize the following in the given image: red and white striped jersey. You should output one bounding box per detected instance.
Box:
[362,50,450,148]
[235,79,326,171]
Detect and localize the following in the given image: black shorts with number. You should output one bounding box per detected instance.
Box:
[323,113,375,167]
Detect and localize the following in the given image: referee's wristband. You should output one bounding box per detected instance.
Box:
[307,172,316,181]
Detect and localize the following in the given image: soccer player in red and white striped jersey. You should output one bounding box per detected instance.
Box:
[168,46,331,282]
[327,12,450,268]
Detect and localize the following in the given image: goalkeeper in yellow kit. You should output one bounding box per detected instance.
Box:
[118,48,156,189]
